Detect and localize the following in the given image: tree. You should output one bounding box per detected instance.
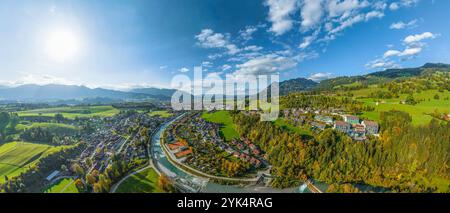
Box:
[55,113,65,123]
[0,112,11,141]
[157,174,176,192]
[71,163,84,176]
[7,113,19,133]
[74,179,85,192]
[405,94,417,105]
[434,94,440,100]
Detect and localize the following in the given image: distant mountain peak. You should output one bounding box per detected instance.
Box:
[278,77,318,95]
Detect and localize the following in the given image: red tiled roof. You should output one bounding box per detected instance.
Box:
[335,121,350,126]
[363,120,378,127]
[168,141,187,150]
[175,149,192,158]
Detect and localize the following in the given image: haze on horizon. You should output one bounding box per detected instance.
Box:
[0,0,449,91]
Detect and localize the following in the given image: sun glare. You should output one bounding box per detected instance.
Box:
[44,28,81,63]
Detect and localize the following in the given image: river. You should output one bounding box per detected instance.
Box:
[150,114,302,193]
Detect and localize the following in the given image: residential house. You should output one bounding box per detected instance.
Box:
[175,148,192,158]
[334,121,351,133]
[344,115,360,125]
[352,124,366,137]
[362,120,379,135]
[310,121,326,130]
[315,115,333,124]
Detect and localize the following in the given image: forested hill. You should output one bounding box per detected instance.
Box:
[279,78,318,95]
[316,63,450,91]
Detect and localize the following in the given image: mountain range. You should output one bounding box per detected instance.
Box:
[0,63,448,103]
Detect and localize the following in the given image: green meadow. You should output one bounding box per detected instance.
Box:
[15,122,80,135]
[115,168,162,193]
[201,110,240,141]
[0,142,65,183]
[17,105,119,119]
[44,178,79,193]
[148,110,172,118]
[359,90,450,125]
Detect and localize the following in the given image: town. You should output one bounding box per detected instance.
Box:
[281,108,379,141]
[163,112,265,179]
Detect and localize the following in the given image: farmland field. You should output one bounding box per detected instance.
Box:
[115,168,162,193]
[201,110,239,141]
[0,142,62,183]
[15,122,80,135]
[148,110,172,118]
[17,105,119,119]
[44,178,79,193]
[359,90,450,125]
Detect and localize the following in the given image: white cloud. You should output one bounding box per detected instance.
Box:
[239,26,258,42]
[207,53,224,60]
[221,64,232,71]
[373,1,387,10]
[368,30,434,70]
[226,44,240,55]
[300,0,324,31]
[233,54,297,76]
[202,61,213,68]
[383,50,402,58]
[400,0,420,7]
[403,32,436,44]
[400,47,422,56]
[195,29,241,55]
[390,0,420,10]
[365,10,384,21]
[243,45,263,52]
[389,2,399,10]
[365,58,400,69]
[299,30,319,49]
[383,47,422,58]
[179,67,190,73]
[264,0,299,35]
[159,65,168,70]
[299,35,314,49]
[390,19,418,29]
[327,0,369,18]
[329,13,364,34]
[195,29,227,48]
[308,72,333,82]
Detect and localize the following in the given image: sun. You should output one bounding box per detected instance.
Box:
[44,28,81,63]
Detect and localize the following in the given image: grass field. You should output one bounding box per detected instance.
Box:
[17,105,119,119]
[201,111,239,141]
[359,90,450,125]
[0,142,63,183]
[15,122,80,135]
[273,118,313,137]
[115,168,162,193]
[148,110,172,118]
[44,178,79,193]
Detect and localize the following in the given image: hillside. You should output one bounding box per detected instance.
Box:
[313,63,450,92]
[130,87,176,98]
[279,78,318,95]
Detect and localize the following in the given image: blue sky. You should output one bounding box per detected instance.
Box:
[0,0,448,90]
